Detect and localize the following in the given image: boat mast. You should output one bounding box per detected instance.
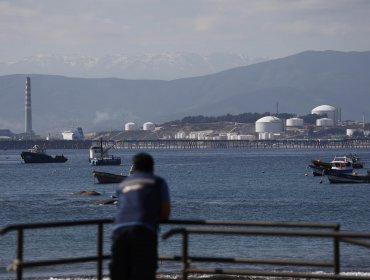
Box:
[100,138,103,158]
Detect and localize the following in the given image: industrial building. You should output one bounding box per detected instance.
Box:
[62,128,84,140]
[311,105,338,126]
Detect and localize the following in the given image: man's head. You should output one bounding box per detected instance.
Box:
[132,153,154,173]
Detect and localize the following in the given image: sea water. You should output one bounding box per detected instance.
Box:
[1,148,370,280]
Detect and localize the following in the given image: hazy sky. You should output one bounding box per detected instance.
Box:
[1,0,370,61]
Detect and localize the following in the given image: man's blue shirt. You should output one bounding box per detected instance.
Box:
[113,171,170,233]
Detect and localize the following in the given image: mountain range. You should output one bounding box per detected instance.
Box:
[0,53,265,80]
[0,50,369,136]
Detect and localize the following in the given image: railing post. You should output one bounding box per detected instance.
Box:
[182,231,189,280]
[16,229,24,280]
[97,223,103,280]
[333,225,340,275]
[333,236,340,274]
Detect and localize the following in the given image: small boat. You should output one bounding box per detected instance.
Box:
[89,138,121,166]
[93,170,126,184]
[21,145,68,163]
[324,169,370,184]
[309,154,363,176]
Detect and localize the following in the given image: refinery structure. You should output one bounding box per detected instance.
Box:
[0,76,369,141]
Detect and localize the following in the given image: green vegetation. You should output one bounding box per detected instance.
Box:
[163,112,324,125]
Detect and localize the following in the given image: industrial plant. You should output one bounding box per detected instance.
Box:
[0,77,369,142]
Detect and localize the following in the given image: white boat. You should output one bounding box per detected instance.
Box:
[89,138,121,166]
[309,154,362,176]
[329,156,354,174]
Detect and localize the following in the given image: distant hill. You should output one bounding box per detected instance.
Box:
[0,53,264,80]
[1,50,369,136]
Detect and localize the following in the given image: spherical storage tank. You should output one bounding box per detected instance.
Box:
[125,122,138,131]
[143,122,155,131]
[255,116,283,133]
[286,118,304,127]
[312,105,337,123]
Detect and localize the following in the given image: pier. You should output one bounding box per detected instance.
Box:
[1,138,370,150]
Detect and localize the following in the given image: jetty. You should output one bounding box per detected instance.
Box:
[1,138,370,150]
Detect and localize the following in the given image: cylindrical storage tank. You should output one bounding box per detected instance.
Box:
[255,116,283,133]
[312,105,337,124]
[316,118,334,127]
[346,129,357,137]
[143,122,155,131]
[125,122,138,131]
[286,118,303,127]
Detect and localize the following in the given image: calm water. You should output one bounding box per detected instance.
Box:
[1,147,370,279]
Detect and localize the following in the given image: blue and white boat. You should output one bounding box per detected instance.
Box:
[309,154,362,176]
[89,138,121,166]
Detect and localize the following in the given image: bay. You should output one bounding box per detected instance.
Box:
[1,147,370,279]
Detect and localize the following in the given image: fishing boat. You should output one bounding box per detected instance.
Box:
[21,145,68,163]
[309,154,363,176]
[89,138,121,166]
[324,169,370,184]
[93,170,126,184]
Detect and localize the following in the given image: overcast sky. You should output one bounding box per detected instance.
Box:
[1,0,370,61]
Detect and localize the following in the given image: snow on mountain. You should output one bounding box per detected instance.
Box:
[0,53,266,80]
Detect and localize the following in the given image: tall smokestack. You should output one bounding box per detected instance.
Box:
[25,76,32,134]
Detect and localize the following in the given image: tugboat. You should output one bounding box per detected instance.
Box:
[21,145,68,163]
[89,138,121,166]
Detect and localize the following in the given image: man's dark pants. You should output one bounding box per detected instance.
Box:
[110,226,158,280]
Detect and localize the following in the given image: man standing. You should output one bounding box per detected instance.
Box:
[110,153,171,280]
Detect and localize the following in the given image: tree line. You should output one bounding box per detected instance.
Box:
[163,112,325,126]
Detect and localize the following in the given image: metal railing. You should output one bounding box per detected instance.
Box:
[1,219,370,280]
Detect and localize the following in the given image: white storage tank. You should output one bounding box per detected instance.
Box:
[125,122,138,131]
[143,122,155,131]
[312,105,338,124]
[346,129,357,137]
[255,116,283,133]
[316,118,334,127]
[286,118,304,127]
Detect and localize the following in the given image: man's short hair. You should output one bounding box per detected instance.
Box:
[132,153,154,173]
